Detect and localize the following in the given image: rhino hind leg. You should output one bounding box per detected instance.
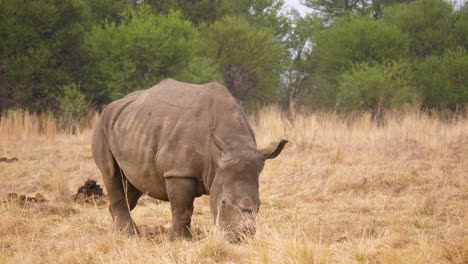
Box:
[108,170,142,235]
[92,127,142,235]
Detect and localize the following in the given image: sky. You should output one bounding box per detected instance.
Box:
[284,0,312,16]
[283,0,467,15]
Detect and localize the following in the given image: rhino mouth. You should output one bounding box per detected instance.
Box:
[215,204,257,243]
[225,226,256,243]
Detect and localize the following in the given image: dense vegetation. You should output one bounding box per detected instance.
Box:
[0,0,466,115]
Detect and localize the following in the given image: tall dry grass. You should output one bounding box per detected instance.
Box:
[0,110,58,142]
[0,107,467,263]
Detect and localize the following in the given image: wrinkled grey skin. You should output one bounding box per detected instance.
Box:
[92,79,287,241]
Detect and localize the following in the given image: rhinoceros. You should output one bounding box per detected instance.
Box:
[92,79,287,240]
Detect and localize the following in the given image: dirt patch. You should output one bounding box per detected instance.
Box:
[74,179,107,206]
[0,157,18,163]
[5,192,47,205]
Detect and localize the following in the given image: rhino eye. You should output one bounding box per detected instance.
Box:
[221,199,226,206]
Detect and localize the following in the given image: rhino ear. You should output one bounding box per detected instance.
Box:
[211,128,226,152]
[260,139,288,160]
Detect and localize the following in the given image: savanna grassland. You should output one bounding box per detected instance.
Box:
[0,107,467,263]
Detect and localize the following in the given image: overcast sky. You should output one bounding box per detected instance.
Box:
[284,0,311,16]
[283,0,466,15]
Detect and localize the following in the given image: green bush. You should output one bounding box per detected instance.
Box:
[205,16,283,104]
[448,4,468,51]
[175,57,222,85]
[316,15,409,77]
[58,83,90,131]
[0,0,91,111]
[383,0,453,58]
[337,60,417,117]
[314,15,409,106]
[82,4,200,104]
[415,47,468,110]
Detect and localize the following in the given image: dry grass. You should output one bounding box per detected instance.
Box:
[0,106,467,263]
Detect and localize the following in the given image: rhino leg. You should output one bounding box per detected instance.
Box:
[166,178,196,240]
[107,173,142,235]
[92,126,142,235]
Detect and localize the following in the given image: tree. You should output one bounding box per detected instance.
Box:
[0,0,93,111]
[383,0,453,58]
[83,0,128,24]
[281,12,321,109]
[448,4,468,50]
[304,0,368,22]
[337,60,417,123]
[203,16,283,105]
[303,0,414,22]
[57,83,90,131]
[82,5,203,105]
[146,0,288,37]
[145,0,217,23]
[218,0,288,38]
[415,47,468,110]
[313,15,409,106]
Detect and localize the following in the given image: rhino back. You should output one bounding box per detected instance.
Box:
[98,79,255,199]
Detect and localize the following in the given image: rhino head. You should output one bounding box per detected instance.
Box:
[210,131,288,241]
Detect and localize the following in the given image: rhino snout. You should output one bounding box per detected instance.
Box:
[225,222,256,243]
[221,214,257,241]
[240,221,256,237]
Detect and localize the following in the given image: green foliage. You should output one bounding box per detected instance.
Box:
[447,4,468,50]
[382,0,468,111]
[383,0,453,58]
[205,16,283,103]
[175,57,222,85]
[304,0,368,21]
[314,15,409,105]
[58,83,90,130]
[415,47,468,110]
[146,0,218,23]
[82,5,200,104]
[0,0,466,118]
[147,0,288,37]
[304,0,414,21]
[282,13,321,106]
[0,0,92,110]
[317,16,409,75]
[83,0,128,24]
[217,0,288,38]
[337,60,416,113]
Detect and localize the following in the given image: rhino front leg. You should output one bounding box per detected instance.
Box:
[166,178,196,240]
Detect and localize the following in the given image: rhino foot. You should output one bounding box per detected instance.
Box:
[169,227,192,241]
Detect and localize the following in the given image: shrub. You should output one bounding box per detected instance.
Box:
[337,60,417,122]
[383,0,453,58]
[58,84,90,131]
[314,15,409,106]
[415,47,468,111]
[82,5,200,104]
